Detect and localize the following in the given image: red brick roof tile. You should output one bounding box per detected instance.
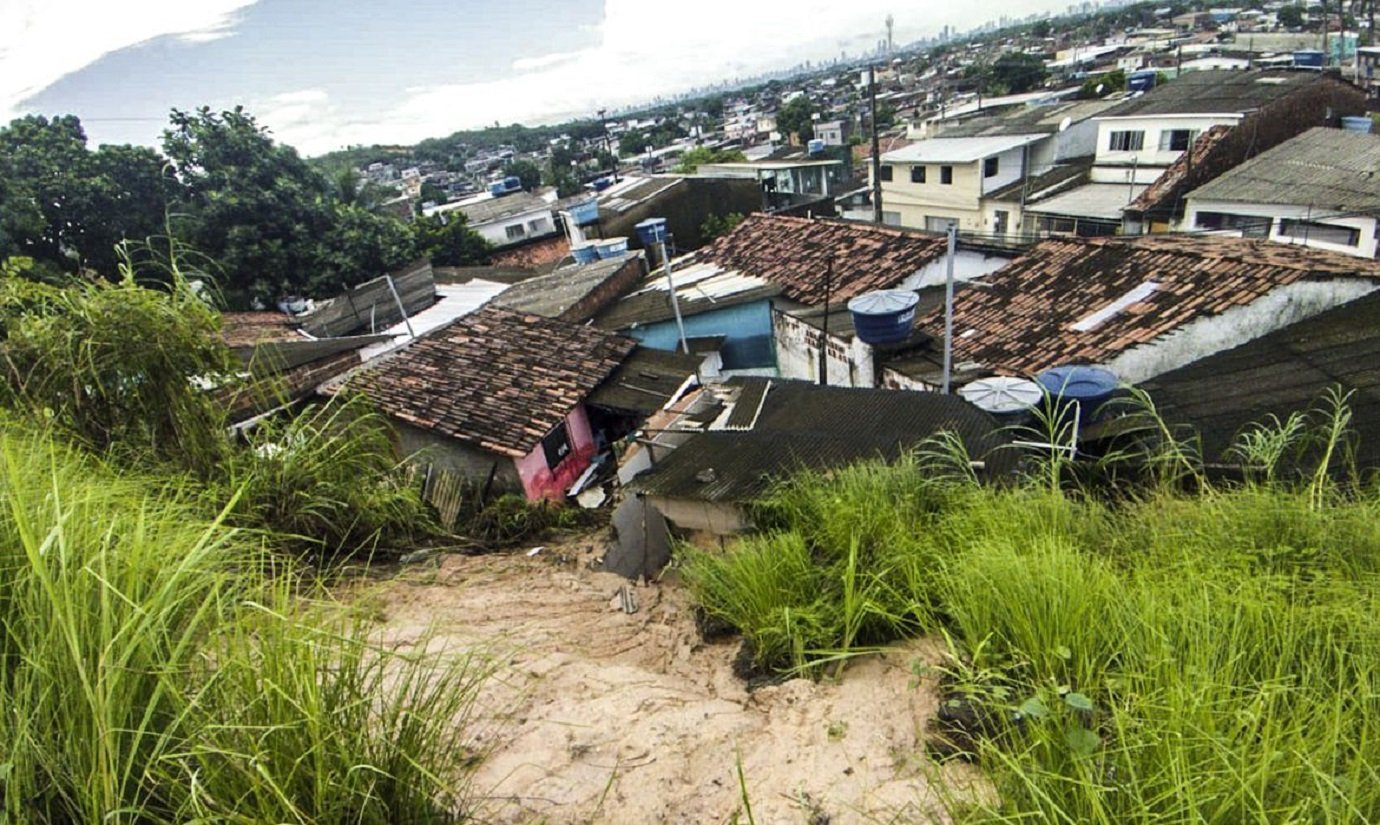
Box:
[340,305,635,457]
[694,214,949,304]
[920,235,1380,376]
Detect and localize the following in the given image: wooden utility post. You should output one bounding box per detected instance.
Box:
[868,66,884,225]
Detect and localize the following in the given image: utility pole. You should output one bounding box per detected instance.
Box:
[598,107,619,183]
[818,255,833,387]
[867,66,884,224]
[940,222,958,394]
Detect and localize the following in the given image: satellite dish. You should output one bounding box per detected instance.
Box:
[1095,83,1106,95]
[1058,116,1073,132]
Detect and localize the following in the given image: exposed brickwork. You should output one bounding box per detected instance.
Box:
[489,234,570,268]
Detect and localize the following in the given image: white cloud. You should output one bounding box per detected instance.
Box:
[293,0,1056,152]
[0,0,258,120]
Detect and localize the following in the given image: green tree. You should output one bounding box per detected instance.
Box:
[776,96,816,144]
[700,212,745,242]
[1277,4,1305,27]
[503,159,542,191]
[674,146,748,173]
[1079,69,1127,98]
[991,52,1050,94]
[1031,20,1053,37]
[412,213,491,267]
[162,107,335,305]
[0,115,173,279]
[311,205,418,297]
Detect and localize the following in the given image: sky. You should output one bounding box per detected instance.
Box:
[1,0,1062,157]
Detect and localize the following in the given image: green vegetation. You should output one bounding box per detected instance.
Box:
[0,248,432,560]
[1079,68,1127,99]
[675,146,747,173]
[684,397,1380,821]
[0,421,489,823]
[776,95,816,144]
[700,211,746,241]
[1,108,489,307]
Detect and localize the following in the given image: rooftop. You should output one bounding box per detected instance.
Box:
[692,214,951,305]
[1186,127,1380,215]
[220,312,302,348]
[935,97,1122,139]
[626,378,1016,503]
[585,347,701,416]
[882,133,1047,164]
[921,234,1380,377]
[339,305,635,458]
[432,190,553,225]
[1098,69,1322,118]
[1127,124,1235,216]
[1142,289,1380,472]
[492,252,643,321]
[1024,182,1150,220]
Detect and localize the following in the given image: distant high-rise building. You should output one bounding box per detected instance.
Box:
[886,13,895,53]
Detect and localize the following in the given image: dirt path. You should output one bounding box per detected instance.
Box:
[368,539,981,824]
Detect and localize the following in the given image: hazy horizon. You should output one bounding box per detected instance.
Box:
[3,0,1068,156]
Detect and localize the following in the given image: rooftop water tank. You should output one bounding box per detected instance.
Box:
[594,237,628,259]
[568,198,600,225]
[1293,49,1325,69]
[591,176,615,191]
[502,175,522,192]
[1127,70,1158,92]
[488,181,506,197]
[571,241,600,265]
[807,138,826,155]
[959,376,1045,418]
[1342,115,1374,134]
[635,217,669,246]
[1036,365,1119,422]
[846,290,920,345]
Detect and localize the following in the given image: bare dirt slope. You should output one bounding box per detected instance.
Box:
[369,539,981,824]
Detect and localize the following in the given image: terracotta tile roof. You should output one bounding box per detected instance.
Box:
[220,312,301,347]
[919,235,1380,376]
[1127,124,1234,216]
[693,214,950,305]
[339,305,636,457]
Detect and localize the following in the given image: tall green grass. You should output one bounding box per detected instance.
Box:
[682,401,1380,821]
[0,422,488,823]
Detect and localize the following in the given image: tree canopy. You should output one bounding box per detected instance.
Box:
[776,96,816,144]
[990,52,1050,94]
[673,146,747,173]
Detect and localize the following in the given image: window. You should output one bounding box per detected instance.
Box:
[993,210,1009,235]
[940,165,953,184]
[1278,219,1362,247]
[1108,130,1146,152]
[1195,211,1271,239]
[527,217,549,234]
[983,156,1000,178]
[879,165,894,182]
[910,165,926,183]
[505,224,526,241]
[1158,128,1199,152]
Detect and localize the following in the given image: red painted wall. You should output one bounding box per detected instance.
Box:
[514,404,597,501]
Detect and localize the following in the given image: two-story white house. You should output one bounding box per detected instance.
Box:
[1184,126,1380,259]
[424,190,558,249]
[1023,69,1361,236]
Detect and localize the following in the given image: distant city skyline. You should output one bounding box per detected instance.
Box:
[4,0,1072,156]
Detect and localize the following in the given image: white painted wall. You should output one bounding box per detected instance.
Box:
[979,145,1030,196]
[1091,114,1240,182]
[1109,279,1380,383]
[473,207,556,247]
[900,249,1012,288]
[773,311,876,388]
[1184,198,1380,259]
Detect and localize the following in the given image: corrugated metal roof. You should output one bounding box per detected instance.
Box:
[627,378,1016,502]
[1025,183,1149,220]
[1142,289,1380,472]
[1098,69,1320,117]
[882,134,1047,164]
[1186,127,1380,214]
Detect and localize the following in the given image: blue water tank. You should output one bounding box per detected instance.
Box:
[1294,50,1325,69]
[503,175,522,192]
[846,290,920,345]
[635,217,669,246]
[1127,70,1158,92]
[591,176,615,191]
[571,242,600,264]
[595,237,629,259]
[568,198,600,225]
[807,138,826,155]
[1036,365,1119,421]
[488,181,506,197]
[1342,116,1374,134]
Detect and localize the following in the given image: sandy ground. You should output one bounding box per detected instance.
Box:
[366,537,983,824]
